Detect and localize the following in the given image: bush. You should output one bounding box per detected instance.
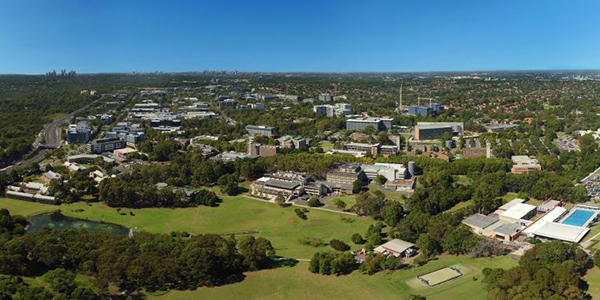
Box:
[299,236,327,247]
[294,208,307,220]
[332,198,347,210]
[308,251,357,275]
[351,233,366,244]
[307,197,321,207]
[329,239,350,251]
[376,174,387,184]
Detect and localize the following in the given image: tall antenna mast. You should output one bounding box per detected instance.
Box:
[399,84,403,113]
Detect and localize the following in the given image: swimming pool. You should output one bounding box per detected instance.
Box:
[561,209,596,227]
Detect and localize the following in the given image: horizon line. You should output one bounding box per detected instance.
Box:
[1,68,600,76]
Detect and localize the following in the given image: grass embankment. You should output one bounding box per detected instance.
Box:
[0,195,373,259]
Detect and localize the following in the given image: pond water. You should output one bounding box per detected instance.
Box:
[27,212,131,236]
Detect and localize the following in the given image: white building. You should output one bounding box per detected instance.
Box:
[498,203,537,223]
[360,163,408,182]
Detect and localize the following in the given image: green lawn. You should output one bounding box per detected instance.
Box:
[320,141,334,152]
[0,196,373,259]
[368,184,409,202]
[148,255,517,300]
[0,198,59,216]
[324,195,356,208]
[452,175,473,186]
[582,222,600,244]
[501,192,518,202]
[444,200,473,214]
[585,267,600,299]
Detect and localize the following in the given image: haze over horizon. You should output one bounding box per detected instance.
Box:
[1,0,599,74]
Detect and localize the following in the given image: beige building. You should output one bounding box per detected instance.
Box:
[325,163,368,187]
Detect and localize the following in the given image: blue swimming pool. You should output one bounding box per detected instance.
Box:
[561,209,596,227]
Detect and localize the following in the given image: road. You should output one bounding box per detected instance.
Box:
[1,100,98,171]
[220,111,238,125]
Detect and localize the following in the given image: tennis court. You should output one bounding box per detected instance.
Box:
[417,266,463,287]
[561,209,596,227]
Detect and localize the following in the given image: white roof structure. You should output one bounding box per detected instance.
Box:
[496,198,526,213]
[374,239,414,257]
[325,149,366,158]
[523,206,568,235]
[529,222,589,243]
[522,206,590,243]
[499,203,536,221]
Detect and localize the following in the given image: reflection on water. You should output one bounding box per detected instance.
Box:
[27,211,130,236]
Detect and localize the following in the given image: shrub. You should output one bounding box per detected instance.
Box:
[351,233,366,244]
[307,197,321,207]
[299,236,327,247]
[332,198,347,210]
[329,239,350,251]
[294,208,307,220]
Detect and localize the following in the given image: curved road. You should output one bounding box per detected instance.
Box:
[2,99,99,171]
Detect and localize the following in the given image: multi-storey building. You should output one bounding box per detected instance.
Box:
[346,117,393,131]
[325,163,368,187]
[414,122,464,140]
[89,137,126,154]
[66,122,94,144]
[246,125,274,137]
[248,142,279,157]
[313,103,351,117]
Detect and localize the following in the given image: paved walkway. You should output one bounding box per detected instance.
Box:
[581,231,600,249]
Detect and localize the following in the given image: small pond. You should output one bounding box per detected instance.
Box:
[27,212,131,236]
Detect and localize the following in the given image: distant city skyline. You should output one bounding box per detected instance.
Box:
[1,0,599,74]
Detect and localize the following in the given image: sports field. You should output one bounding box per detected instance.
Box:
[417,266,463,287]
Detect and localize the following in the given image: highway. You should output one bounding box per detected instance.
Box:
[1,100,98,171]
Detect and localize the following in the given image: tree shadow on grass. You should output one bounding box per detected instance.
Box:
[270,256,300,269]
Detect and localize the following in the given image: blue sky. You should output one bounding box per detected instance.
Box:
[0,0,599,73]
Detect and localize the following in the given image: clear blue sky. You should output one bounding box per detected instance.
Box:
[1,0,599,74]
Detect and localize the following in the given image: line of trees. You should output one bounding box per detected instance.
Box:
[483,241,592,300]
[0,209,276,298]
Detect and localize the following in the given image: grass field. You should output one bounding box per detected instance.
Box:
[582,222,600,244]
[324,195,356,208]
[501,192,518,202]
[148,255,517,300]
[2,193,520,300]
[320,141,334,152]
[0,195,373,259]
[368,184,409,202]
[444,201,473,214]
[0,197,59,216]
[585,267,600,299]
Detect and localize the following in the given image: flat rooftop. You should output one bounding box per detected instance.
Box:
[530,222,589,243]
[462,213,499,229]
[499,203,536,220]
